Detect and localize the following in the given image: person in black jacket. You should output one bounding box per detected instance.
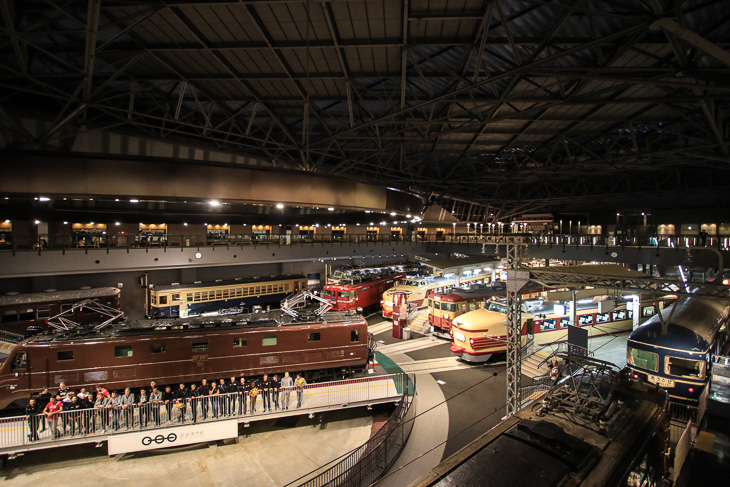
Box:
[271,375,280,410]
[162,385,174,424]
[35,388,51,432]
[67,396,82,436]
[198,379,211,419]
[238,377,249,415]
[25,399,41,441]
[81,392,95,433]
[261,374,272,412]
[228,377,239,416]
[174,383,189,423]
[189,383,202,423]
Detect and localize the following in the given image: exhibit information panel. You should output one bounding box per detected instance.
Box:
[108,420,238,455]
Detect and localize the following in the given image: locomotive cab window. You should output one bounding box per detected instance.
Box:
[351,330,360,342]
[233,338,247,347]
[150,343,166,354]
[159,295,168,305]
[262,336,277,346]
[628,347,658,372]
[37,307,51,319]
[57,350,74,361]
[11,352,27,370]
[115,346,133,358]
[308,333,321,342]
[665,356,705,379]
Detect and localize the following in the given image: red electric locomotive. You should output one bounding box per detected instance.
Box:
[321,271,406,312]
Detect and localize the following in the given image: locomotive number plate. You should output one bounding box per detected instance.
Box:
[647,375,675,388]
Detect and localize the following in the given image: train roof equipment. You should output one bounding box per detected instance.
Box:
[46,299,125,332]
[410,353,669,487]
[280,289,333,318]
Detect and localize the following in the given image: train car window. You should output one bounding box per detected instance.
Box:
[596,312,611,323]
[11,352,27,370]
[61,304,73,313]
[627,347,658,372]
[666,356,705,379]
[150,295,157,305]
[192,342,208,352]
[159,295,168,305]
[194,292,201,302]
[351,330,360,342]
[172,293,180,301]
[19,308,34,321]
[186,293,193,302]
[262,336,277,346]
[115,346,133,358]
[222,290,229,299]
[36,307,51,319]
[215,290,222,299]
[2,310,18,322]
[150,344,166,354]
[540,319,557,331]
[57,350,75,361]
[642,306,656,317]
[308,333,321,341]
[233,338,247,347]
[612,310,627,321]
[469,303,478,311]
[559,317,570,328]
[578,314,594,326]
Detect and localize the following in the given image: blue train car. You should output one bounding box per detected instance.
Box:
[148,275,308,318]
[627,296,730,405]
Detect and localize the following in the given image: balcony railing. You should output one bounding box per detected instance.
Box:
[2,232,728,254]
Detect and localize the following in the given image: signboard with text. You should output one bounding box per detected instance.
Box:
[107,420,238,455]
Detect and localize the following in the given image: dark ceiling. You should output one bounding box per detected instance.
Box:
[1,0,729,223]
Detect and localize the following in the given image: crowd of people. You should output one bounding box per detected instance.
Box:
[24,372,309,442]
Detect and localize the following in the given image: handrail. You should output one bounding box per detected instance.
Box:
[286,373,416,487]
[2,232,728,254]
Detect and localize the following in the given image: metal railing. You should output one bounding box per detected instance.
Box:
[3,232,729,254]
[287,373,416,487]
[0,374,404,451]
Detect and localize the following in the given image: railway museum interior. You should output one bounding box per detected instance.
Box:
[1,1,730,486]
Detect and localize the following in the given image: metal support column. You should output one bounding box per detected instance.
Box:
[505,245,529,417]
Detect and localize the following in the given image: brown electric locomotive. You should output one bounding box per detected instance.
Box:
[0,309,372,410]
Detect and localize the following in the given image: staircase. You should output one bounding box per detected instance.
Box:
[522,348,551,378]
[407,312,431,335]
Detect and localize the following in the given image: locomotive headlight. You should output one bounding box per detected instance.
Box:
[384,300,393,307]
[454,331,466,342]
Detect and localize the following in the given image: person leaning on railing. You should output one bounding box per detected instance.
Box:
[25,399,40,441]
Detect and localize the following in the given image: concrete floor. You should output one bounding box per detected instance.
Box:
[0,409,376,487]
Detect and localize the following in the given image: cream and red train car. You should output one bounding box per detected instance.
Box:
[428,282,549,339]
[450,297,673,363]
[0,310,372,410]
[381,274,490,319]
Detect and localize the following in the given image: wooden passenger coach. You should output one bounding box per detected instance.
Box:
[0,310,371,410]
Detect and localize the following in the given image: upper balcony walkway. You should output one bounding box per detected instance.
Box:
[0,232,726,278]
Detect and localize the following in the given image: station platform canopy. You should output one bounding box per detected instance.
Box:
[528,264,654,301]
